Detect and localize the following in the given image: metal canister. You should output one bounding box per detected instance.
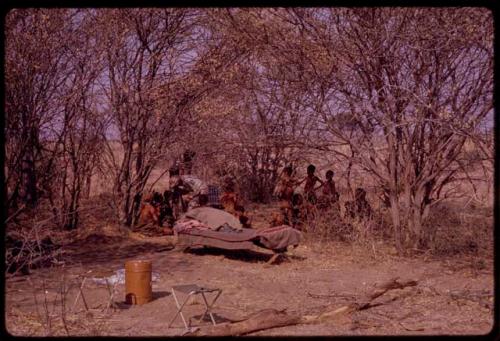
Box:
[125,260,152,305]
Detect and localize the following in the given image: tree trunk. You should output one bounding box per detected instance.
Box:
[66,179,81,230]
[84,171,92,199]
[20,153,37,208]
[389,192,403,254]
[410,187,425,248]
[387,134,403,254]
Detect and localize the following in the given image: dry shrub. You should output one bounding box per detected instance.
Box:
[5,211,66,276]
[7,275,112,336]
[301,204,393,244]
[425,202,493,257]
[300,197,492,259]
[302,208,355,243]
[5,230,63,276]
[5,193,126,278]
[64,193,128,241]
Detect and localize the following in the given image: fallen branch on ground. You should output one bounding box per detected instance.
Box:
[186,277,418,336]
[307,292,356,299]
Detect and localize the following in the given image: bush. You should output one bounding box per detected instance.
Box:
[424,202,493,256]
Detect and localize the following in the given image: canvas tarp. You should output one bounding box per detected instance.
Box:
[256,225,302,250]
[175,220,302,251]
[182,207,243,230]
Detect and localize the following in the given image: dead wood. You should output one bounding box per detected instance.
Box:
[307,291,356,299]
[186,277,419,336]
[187,309,302,336]
[5,204,26,224]
[303,277,418,323]
[354,277,418,310]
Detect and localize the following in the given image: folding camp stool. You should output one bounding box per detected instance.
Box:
[71,271,119,314]
[168,284,222,330]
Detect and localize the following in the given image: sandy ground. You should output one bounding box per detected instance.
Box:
[5,228,494,337]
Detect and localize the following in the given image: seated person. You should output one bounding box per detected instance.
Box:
[269,211,285,227]
[191,193,209,208]
[137,191,162,228]
[181,175,209,209]
[344,187,373,220]
[235,204,252,228]
[291,193,306,229]
[220,177,239,215]
[159,190,175,231]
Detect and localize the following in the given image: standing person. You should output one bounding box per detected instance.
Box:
[273,165,297,225]
[344,188,373,220]
[301,164,324,205]
[169,165,192,219]
[181,149,196,175]
[318,170,340,214]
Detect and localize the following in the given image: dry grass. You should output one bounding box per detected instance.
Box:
[425,202,493,258]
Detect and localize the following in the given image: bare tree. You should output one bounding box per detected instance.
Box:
[5,9,74,210]
[98,9,238,227]
[283,8,493,251]
[188,9,320,202]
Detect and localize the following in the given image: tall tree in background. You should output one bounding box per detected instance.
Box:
[97,9,199,226]
[5,9,73,210]
[285,8,493,251]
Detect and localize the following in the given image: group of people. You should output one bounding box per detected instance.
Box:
[274,164,373,229]
[273,164,340,228]
[137,164,251,234]
[137,157,374,235]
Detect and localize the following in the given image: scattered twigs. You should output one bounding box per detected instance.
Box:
[448,289,493,309]
[187,277,419,336]
[448,288,492,300]
[399,322,425,332]
[307,291,356,299]
[5,218,63,276]
[5,204,26,224]
[59,272,71,336]
[354,277,418,310]
[71,277,89,313]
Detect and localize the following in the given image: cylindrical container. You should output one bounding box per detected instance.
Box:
[125,260,152,305]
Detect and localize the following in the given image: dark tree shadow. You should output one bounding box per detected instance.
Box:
[186,246,306,264]
[114,291,171,310]
[187,247,272,263]
[190,312,237,325]
[62,238,175,266]
[152,290,171,300]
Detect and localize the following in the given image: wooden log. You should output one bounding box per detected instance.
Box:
[354,277,418,310]
[188,309,301,336]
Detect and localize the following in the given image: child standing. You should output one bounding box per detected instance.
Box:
[273,165,297,225]
[301,164,324,205]
[318,170,340,214]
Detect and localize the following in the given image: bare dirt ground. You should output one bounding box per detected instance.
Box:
[5,205,494,337]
